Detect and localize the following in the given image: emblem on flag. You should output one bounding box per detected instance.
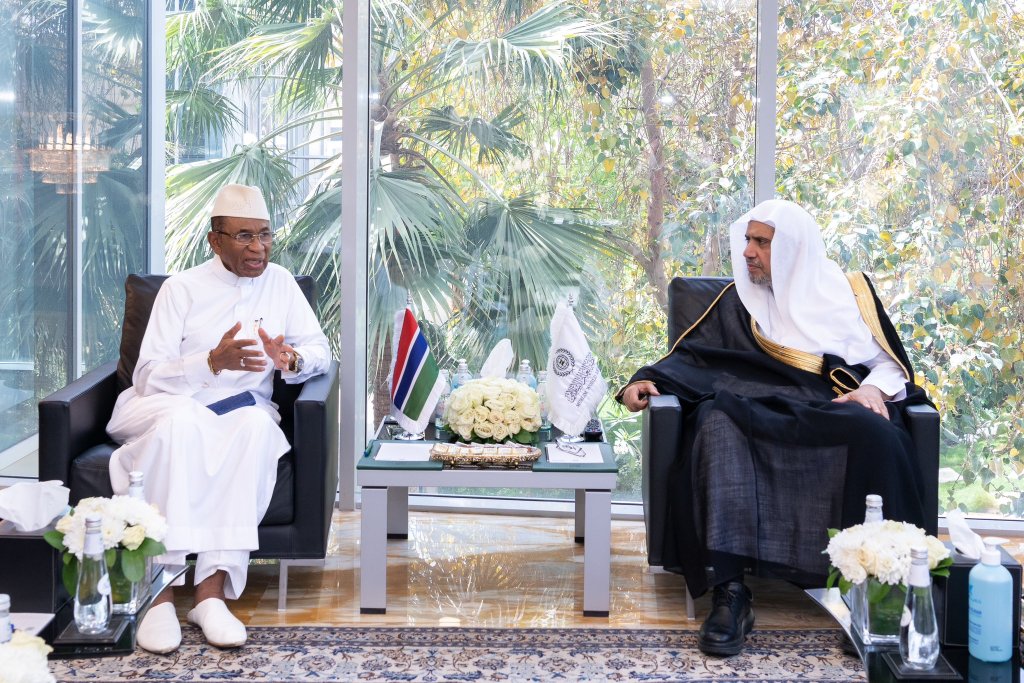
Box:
[390,307,446,435]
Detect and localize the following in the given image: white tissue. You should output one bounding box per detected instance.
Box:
[479,339,514,379]
[0,480,70,532]
[945,508,985,560]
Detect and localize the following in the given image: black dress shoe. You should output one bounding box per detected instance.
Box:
[698,580,755,656]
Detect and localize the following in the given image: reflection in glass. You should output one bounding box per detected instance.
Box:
[0,1,148,476]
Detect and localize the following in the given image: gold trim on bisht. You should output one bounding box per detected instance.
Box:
[845,272,911,381]
[750,319,823,374]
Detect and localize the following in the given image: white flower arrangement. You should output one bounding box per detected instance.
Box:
[0,631,56,683]
[443,377,543,443]
[44,496,168,595]
[825,519,952,591]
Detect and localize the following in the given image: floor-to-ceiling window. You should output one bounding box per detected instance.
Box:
[0,0,151,478]
[363,0,757,502]
[777,0,1024,520]
[162,0,344,348]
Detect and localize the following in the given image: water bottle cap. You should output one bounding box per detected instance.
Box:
[538,370,547,380]
[909,544,928,561]
[865,494,882,507]
[0,594,9,611]
[85,514,102,530]
[129,471,144,484]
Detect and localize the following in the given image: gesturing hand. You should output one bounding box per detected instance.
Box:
[622,380,660,412]
[209,322,267,373]
[832,384,891,420]
[258,327,297,371]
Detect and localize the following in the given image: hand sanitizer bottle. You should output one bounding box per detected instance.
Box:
[968,537,1012,662]
[453,359,472,390]
[515,360,537,389]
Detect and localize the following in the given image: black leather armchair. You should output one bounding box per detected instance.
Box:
[38,274,340,610]
[641,276,940,616]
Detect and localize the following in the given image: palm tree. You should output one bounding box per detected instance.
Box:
[164,0,623,423]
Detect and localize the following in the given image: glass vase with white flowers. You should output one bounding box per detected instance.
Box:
[825,520,952,644]
[44,496,168,614]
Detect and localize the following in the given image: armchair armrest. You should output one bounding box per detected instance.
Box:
[287,360,340,558]
[641,394,682,567]
[38,360,119,486]
[905,403,940,535]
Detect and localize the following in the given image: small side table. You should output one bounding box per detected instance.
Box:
[357,435,618,617]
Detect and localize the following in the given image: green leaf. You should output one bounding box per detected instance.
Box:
[120,549,147,583]
[43,530,66,552]
[105,548,117,567]
[827,528,840,539]
[138,538,167,558]
[62,557,79,597]
[867,578,897,604]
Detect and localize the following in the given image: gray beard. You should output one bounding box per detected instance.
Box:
[748,272,772,287]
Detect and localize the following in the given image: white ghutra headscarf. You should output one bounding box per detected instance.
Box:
[728,199,881,365]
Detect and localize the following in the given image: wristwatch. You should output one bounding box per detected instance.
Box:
[288,350,304,373]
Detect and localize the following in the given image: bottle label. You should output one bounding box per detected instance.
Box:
[97,574,111,596]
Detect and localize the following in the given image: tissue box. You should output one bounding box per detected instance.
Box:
[0,519,69,613]
[933,541,1021,648]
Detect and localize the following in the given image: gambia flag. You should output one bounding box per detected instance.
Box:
[389,307,445,434]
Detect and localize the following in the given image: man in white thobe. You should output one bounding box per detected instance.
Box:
[106,184,331,654]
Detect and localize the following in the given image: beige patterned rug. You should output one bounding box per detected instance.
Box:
[50,626,865,682]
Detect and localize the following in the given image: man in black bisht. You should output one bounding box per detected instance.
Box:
[617,199,930,656]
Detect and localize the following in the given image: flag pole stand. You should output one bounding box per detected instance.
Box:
[557,432,584,444]
[394,429,424,441]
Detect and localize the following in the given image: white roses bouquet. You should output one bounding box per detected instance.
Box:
[443,377,543,443]
[825,519,952,592]
[0,631,55,683]
[44,496,168,597]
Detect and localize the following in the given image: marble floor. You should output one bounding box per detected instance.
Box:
[167,509,839,630]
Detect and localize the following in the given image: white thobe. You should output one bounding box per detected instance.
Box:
[106,256,331,598]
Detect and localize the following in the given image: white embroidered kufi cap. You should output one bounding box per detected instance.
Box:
[210,184,270,221]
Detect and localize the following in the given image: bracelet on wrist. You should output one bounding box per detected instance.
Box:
[207,350,221,376]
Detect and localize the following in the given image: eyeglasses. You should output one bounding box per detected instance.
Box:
[213,229,275,245]
[554,442,586,458]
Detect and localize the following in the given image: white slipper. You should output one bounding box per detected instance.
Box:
[187,598,247,648]
[136,602,181,654]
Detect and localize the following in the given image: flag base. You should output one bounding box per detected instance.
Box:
[557,432,584,444]
[395,430,425,440]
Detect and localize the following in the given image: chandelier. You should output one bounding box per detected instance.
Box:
[28,122,112,194]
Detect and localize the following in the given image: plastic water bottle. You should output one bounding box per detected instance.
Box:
[434,369,451,430]
[900,545,940,669]
[128,471,145,500]
[74,514,111,634]
[536,370,551,429]
[0,593,11,643]
[515,360,537,389]
[453,359,472,389]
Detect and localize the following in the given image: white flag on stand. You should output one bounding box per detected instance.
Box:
[546,302,608,436]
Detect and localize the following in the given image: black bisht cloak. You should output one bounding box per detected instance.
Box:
[619,275,932,597]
